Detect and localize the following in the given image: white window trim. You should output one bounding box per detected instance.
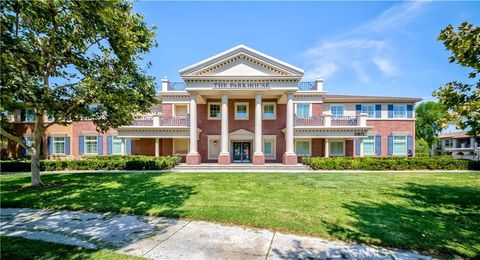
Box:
[262,102,277,120]
[173,104,189,117]
[84,135,98,155]
[173,139,189,156]
[393,135,407,156]
[393,104,408,119]
[112,136,123,155]
[207,135,221,160]
[363,136,376,156]
[208,102,221,120]
[295,139,312,156]
[330,104,345,118]
[361,104,376,118]
[52,136,66,155]
[330,140,346,157]
[234,102,249,120]
[295,103,312,118]
[262,136,276,160]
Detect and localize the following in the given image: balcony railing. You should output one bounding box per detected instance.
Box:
[159,116,189,126]
[297,82,317,91]
[295,116,324,126]
[294,115,361,127]
[331,116,358,126]
[168,82,187,91]
[131,117,154,126]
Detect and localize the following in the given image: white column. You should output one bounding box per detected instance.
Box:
[285,92,295,154]
[359,139,364,157]
[121,138,126,155]
[188,92,198,154]
[220,94,229,154]
[155,138,160,157]
[325,138,330,157]
[254,93,263,155]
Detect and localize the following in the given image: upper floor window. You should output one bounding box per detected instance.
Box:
[53,136,66,154]
[85,136,98,154]
[21,109,35,122]
[208,103,221,120]
[445,139,453,148]
[235,102,249,120]
[262,103,276,119]
[331,105,344,118]
[295,103,311,118]
[361,105,375,118]
[393,105,407,118]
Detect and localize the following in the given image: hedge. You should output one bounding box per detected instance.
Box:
[302,156,480,171]
[0,155,181,172]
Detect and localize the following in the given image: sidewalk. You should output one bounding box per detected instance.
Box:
[0,208,430,259]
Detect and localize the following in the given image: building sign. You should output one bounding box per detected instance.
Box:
[212,82,270,89]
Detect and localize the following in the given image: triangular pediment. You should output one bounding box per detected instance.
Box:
[180,45,304,78]
[229,129,254,136]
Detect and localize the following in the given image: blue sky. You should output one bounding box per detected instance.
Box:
[133,1,479,100]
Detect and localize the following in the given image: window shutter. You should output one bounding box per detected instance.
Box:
[375,135,382,155]
[47,137,53,155]
[387,104,393,118]
[79,136,84,155]
[107,136,112,155]
[97,136,103,155]
[65,137,70,155]
[388,135,393,155]
[407,135,413,155]
[407,105,413,118]
[355,104,362,115]
[20,110,26,121]
[126,139,132,155]
[375,104,381,118]
[355,139,361,155]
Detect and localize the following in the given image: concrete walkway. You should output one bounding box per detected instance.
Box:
[1,208,430,259]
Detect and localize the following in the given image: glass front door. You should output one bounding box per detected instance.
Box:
[232,142,251,163]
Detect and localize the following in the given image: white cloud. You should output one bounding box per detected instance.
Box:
[372,57,397,76]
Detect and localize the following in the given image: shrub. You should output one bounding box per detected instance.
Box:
[0,155,181,172]
[302,156,480,171]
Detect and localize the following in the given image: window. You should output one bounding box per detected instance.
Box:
[263,139,275,159]
[112,136,122,154]
[262,103,276,119]
[85,136,98,154]
[295,140,311,156]
[235,103,249,120]
[24,136,33,155]
[47,115,54,122]
[296,104,311,118]
[22,109,35,122]
[363,136,375,155]
[173,139,189,155]
[361,105,375,118]
[330,141,345,156]
[53,136,66,154]
[393,136,407,155]
[393,105,407,118]
[331,105,344,118]
[445,139,453,148]
[208,103,221,119]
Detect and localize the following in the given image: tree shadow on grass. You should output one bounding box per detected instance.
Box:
[322,183,480,258]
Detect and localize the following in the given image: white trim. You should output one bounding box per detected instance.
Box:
[329,140,346,157]
[84,135,98,155]
[207,102,221,120]
[392,135,407,156]
[392,104,408,119]
[295,139,311,156]
[52,136,66,155]
[262,102,276,120]
[295,103,312,118]
[234,102,249,120]
[363,135,376,156]
[360,104,375,118]
[173,138,189,156]
[112,136,123,155]
[330,104,345,118]
[262,135,276,160]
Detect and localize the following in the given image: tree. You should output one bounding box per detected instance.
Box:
[433,22,480,136]
[415,138,430,157]
[415,101,448,148]
[0,1,157,186]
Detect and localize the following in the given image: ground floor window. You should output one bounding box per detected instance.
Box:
[112,136,122,154]
[85,136,98,154]
[263,139,275,159]
[330,141,345,156]
[393,136,407,155]
[24,136,33,155]
[363,136,375,155]
[53,136,66,154]
[295,140,311,156]
[173,139,189,155]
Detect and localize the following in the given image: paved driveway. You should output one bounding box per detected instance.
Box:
[1,208,430,259]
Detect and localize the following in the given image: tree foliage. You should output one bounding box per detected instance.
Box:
[0,0,157,186]
[415,101,448,148]
[415,138,430,157]
[433,22,480,136]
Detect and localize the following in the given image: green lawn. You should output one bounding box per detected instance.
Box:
[1,172,479,257]
[0,236,142,260]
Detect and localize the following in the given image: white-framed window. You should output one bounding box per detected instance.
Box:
[47,115,55,122]
[393,136,407,155]
[24,136,33,155]
[262,102,276,119]
[173,139,189,155]
[330,141,345,156]
[208,103,221,120]
[263,138,276,159]
[363,136,375,155]
[361,105,375,118]
[173,104,189,116]
[53,136,66,155]
[295,103,311,118]
[295,140,311,156]
[22,109,35,122]
[234,102,249,120]
[330,105,345,118]
[393,105,407,118]
[112,136,122,154]
[84,136,98,154]
[445,139,453,148]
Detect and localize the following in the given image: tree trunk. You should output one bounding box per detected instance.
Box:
[31,113,45,187]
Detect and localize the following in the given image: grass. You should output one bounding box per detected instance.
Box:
[1,172,479,258]
[0,236,142,260]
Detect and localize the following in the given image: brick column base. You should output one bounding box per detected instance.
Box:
[283,153,297,165]
[253,154,265,165]
[218,153,231,165]
[186,153,201,165]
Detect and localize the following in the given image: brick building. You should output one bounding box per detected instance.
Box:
[5,45,421,165]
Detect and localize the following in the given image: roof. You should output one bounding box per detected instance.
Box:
[437,131,471,139]
[324,94,422,103]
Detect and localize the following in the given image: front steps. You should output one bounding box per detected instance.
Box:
[174,163,310,172]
